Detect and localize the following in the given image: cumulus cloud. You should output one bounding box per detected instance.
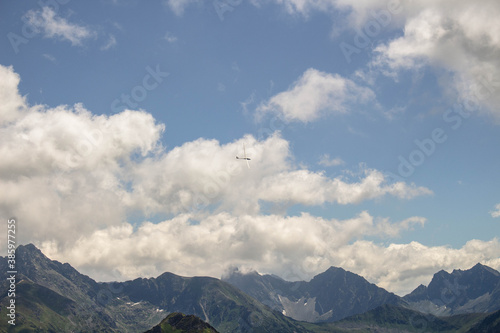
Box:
[0,102,163,243]
[256,68,376,123]
[24,7,95,46]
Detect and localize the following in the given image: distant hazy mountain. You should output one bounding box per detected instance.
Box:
[144,312,219,333]
[404,263,500,316]
[223,266,403,322]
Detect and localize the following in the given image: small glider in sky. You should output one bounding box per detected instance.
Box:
[236,144,251,168]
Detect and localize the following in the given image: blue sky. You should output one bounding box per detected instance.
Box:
[1,0,500,295]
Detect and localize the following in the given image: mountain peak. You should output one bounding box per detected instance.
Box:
[325,266,345,273]
[17,243,43,256]
[470,263,500,276]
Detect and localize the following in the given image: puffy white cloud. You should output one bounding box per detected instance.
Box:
[256,68,376,123]
[491,203,500,218]
[257,168,432,206]
[24,7,95,46]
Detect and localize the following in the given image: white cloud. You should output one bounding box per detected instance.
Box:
[256,68,376,123]
[24,7,95,46]
[0,66,27,125]
[491,203,500,218]
[319,154,345,167]
[257,168,432,206]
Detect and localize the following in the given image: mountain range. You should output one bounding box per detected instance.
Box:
[222,266,404,322]
[1,244,499,332]
[223,262,500,322]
